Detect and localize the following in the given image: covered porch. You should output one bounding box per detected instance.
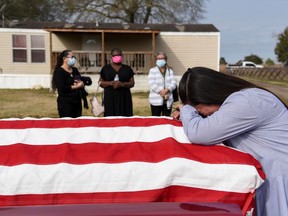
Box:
[47,26,160,74]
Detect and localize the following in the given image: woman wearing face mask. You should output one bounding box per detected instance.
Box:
[52,49,85,118]
[99,48,135,116]
[148,52,177,116]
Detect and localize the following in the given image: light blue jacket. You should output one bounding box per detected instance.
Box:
[180,88,288,216]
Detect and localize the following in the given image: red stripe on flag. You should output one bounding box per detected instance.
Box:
[0,118,182,129]
[0,185,250,208]
[0,139,263,170]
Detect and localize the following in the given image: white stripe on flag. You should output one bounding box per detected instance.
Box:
[0,158,264,195]
[0,125,190,146]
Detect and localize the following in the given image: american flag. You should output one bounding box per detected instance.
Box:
[0,117,265,212]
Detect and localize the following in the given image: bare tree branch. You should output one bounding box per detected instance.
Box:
[68,0,207,24]
[0,0,207,23]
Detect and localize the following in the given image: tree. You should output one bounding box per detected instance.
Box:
[265,58,275,67]
[219,57,227,65]
[0,0,71,22]
[1,0,206,24]
[65,0,206,24]
[244,54,263,65]
[275,27,288,66]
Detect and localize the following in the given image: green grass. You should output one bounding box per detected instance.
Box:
[238,76,288,88]
[0,89,151,119]
[237,76,288,104]
[1,76,287,119]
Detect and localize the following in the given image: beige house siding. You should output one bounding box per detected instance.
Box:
[0,29,50,75]
[104,33,152,51]
[52,32,83,51]
[156,32,220,75]
[81,34,102,51]
[104,34,153,70]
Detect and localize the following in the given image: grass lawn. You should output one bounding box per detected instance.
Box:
[0,90,152,119]
[0,76,287,119]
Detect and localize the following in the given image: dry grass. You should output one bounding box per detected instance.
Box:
[0,89,151,119]
[1,77,287,119]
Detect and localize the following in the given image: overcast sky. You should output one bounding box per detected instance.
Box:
[202,0,288,64]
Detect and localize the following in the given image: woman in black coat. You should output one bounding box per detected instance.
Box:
[52,49,86,118]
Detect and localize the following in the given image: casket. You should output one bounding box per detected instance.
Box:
[0,117,265,215]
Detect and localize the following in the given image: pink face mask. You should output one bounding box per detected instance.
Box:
[112,55,123,64]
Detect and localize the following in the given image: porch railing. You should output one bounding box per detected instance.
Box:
[52,51,153,74]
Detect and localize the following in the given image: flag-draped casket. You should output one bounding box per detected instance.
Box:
[0,117,265,213]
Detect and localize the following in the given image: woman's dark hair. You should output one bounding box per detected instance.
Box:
[110,48,122,55]
[51,49,71,91]
[179,67,287,108]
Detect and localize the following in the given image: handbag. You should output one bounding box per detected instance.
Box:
[90,83,104,116]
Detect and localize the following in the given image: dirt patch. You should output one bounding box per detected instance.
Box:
[251,81,288,100]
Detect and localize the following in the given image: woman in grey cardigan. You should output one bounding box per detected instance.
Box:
[148,52,177,116]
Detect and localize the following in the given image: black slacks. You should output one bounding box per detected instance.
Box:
[150,104,172,117]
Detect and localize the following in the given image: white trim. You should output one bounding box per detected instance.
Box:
[0,74,51,89]
[0,74,51,77]
[0,74,152,92]
[159,32,220,36]
[0,28,48,33]
[217,33,221,71]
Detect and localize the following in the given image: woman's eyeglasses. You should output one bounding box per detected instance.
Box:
[66,56,76,59]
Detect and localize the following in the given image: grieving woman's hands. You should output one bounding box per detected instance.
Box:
[171,103,183,120]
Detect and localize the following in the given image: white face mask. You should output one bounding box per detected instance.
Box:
[68,57,76,66]
[156,59,166,68]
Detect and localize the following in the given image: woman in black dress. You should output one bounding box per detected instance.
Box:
[99,48,135,116]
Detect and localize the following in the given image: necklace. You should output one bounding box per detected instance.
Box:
[161,68,166,77]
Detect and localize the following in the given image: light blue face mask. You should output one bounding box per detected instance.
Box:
[156,59,166,68]
[68,57,76,66]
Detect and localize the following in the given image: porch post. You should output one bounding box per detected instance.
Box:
[101,31,105,67]
[151,32,156,68]
[49,31,53,91]
[49,31,53,74]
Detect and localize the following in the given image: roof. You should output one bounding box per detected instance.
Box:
[5,21,219,33]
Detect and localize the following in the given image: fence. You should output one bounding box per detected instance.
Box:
[52,51,153,75]
[0,73,182,92]
[224,67,288,81]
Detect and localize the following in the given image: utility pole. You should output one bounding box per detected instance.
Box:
[0,4,7,27]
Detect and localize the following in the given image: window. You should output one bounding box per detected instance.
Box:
[31,35,45,63]
[12,35,46,63]
[12,35,27,62]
